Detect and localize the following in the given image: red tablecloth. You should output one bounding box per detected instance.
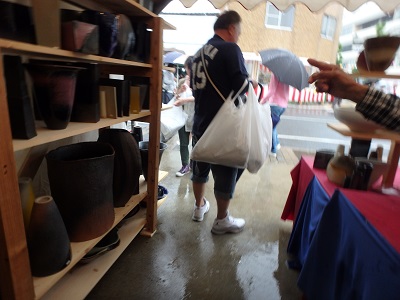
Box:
[282,155,400,253]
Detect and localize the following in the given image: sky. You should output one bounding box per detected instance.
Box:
[161,0,220,55]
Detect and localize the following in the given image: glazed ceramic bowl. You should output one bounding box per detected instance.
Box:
[354,157,389,188]
[326,155,356,186]
[356,50,368,72]
[333,101,385,132]
[363,36,400,72]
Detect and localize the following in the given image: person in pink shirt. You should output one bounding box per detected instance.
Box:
[260,73,290,156]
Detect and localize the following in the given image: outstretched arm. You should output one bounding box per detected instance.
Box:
[307,59,368,103]
[308,58,400,132]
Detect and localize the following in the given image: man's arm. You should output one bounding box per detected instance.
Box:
[308,58,400,131]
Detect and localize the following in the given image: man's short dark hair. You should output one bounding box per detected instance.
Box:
[213,10,241,31]
[184,56,194,70]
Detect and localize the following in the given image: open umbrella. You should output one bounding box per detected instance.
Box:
[173,54,189,65]
[163,51,185,64]
[258,48,309,91]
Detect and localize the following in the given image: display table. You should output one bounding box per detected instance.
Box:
[282,156,400,300]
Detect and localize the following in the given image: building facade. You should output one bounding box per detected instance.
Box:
[161,0,344,103]
[228,2,343,64]
[162,0,343,64]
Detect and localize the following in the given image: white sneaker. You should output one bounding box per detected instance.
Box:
[270,152,277,157]
[211,213,245,235]
[276,144,281,150]
[192,198,210,222]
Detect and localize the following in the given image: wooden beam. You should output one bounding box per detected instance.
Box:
[0,49,34,300]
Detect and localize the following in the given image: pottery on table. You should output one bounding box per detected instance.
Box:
[313,149,335,169]
[363,36,400,72]
[354,157,389,189]
[326,145,355,187]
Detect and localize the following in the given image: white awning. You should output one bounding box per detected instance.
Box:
[179,0,400,12]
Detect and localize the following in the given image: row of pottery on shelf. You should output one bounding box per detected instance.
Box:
[0,2,151,62]
[4,55,102,140]
[17,129,166,276]
[5,56,151,137]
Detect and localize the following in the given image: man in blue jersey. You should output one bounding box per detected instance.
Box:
[190,10,257,234]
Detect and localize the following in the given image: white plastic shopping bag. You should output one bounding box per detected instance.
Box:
[246,85,272,173]
[191,89,251,168]
[160,98,187,141]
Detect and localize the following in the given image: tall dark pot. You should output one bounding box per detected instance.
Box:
[98,129,142,207]
[25,63,82,130]
[27,196,71,277]
[46,142,115,242]
[139,141,167,181]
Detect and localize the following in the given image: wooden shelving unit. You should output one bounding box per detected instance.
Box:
[328,121,400,189]
[36,171,167,300]
[0,0,166,299]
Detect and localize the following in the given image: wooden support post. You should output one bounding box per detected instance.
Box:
[0,50,34,300]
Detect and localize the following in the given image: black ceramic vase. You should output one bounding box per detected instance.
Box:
[4,55,37,139]
[132,125,143,144]
[139,141,167,181]
[80,10,118,57]
[46,142,115,242]
[98,129,142,207]
[25,63,81,130]
[27,196,71,277]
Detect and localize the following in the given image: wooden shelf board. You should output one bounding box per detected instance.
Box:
[0,39,152,68]
[13,111,151,152]
[40,209,147,300]
[33,171,167,299]
[327,122,400,142]
[351,71,400,79]
[65,0,156,18]
[163,19,176,30]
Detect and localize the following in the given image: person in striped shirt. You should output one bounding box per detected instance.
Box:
[308,58,400,132]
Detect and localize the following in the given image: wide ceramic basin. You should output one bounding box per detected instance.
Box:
[333,101,384,132]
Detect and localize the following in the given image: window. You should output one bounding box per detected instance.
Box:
[321,15,336,39]
[340,24,353,36]
[265,2,295,30]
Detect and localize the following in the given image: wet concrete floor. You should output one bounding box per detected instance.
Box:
[86,135,303,300]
